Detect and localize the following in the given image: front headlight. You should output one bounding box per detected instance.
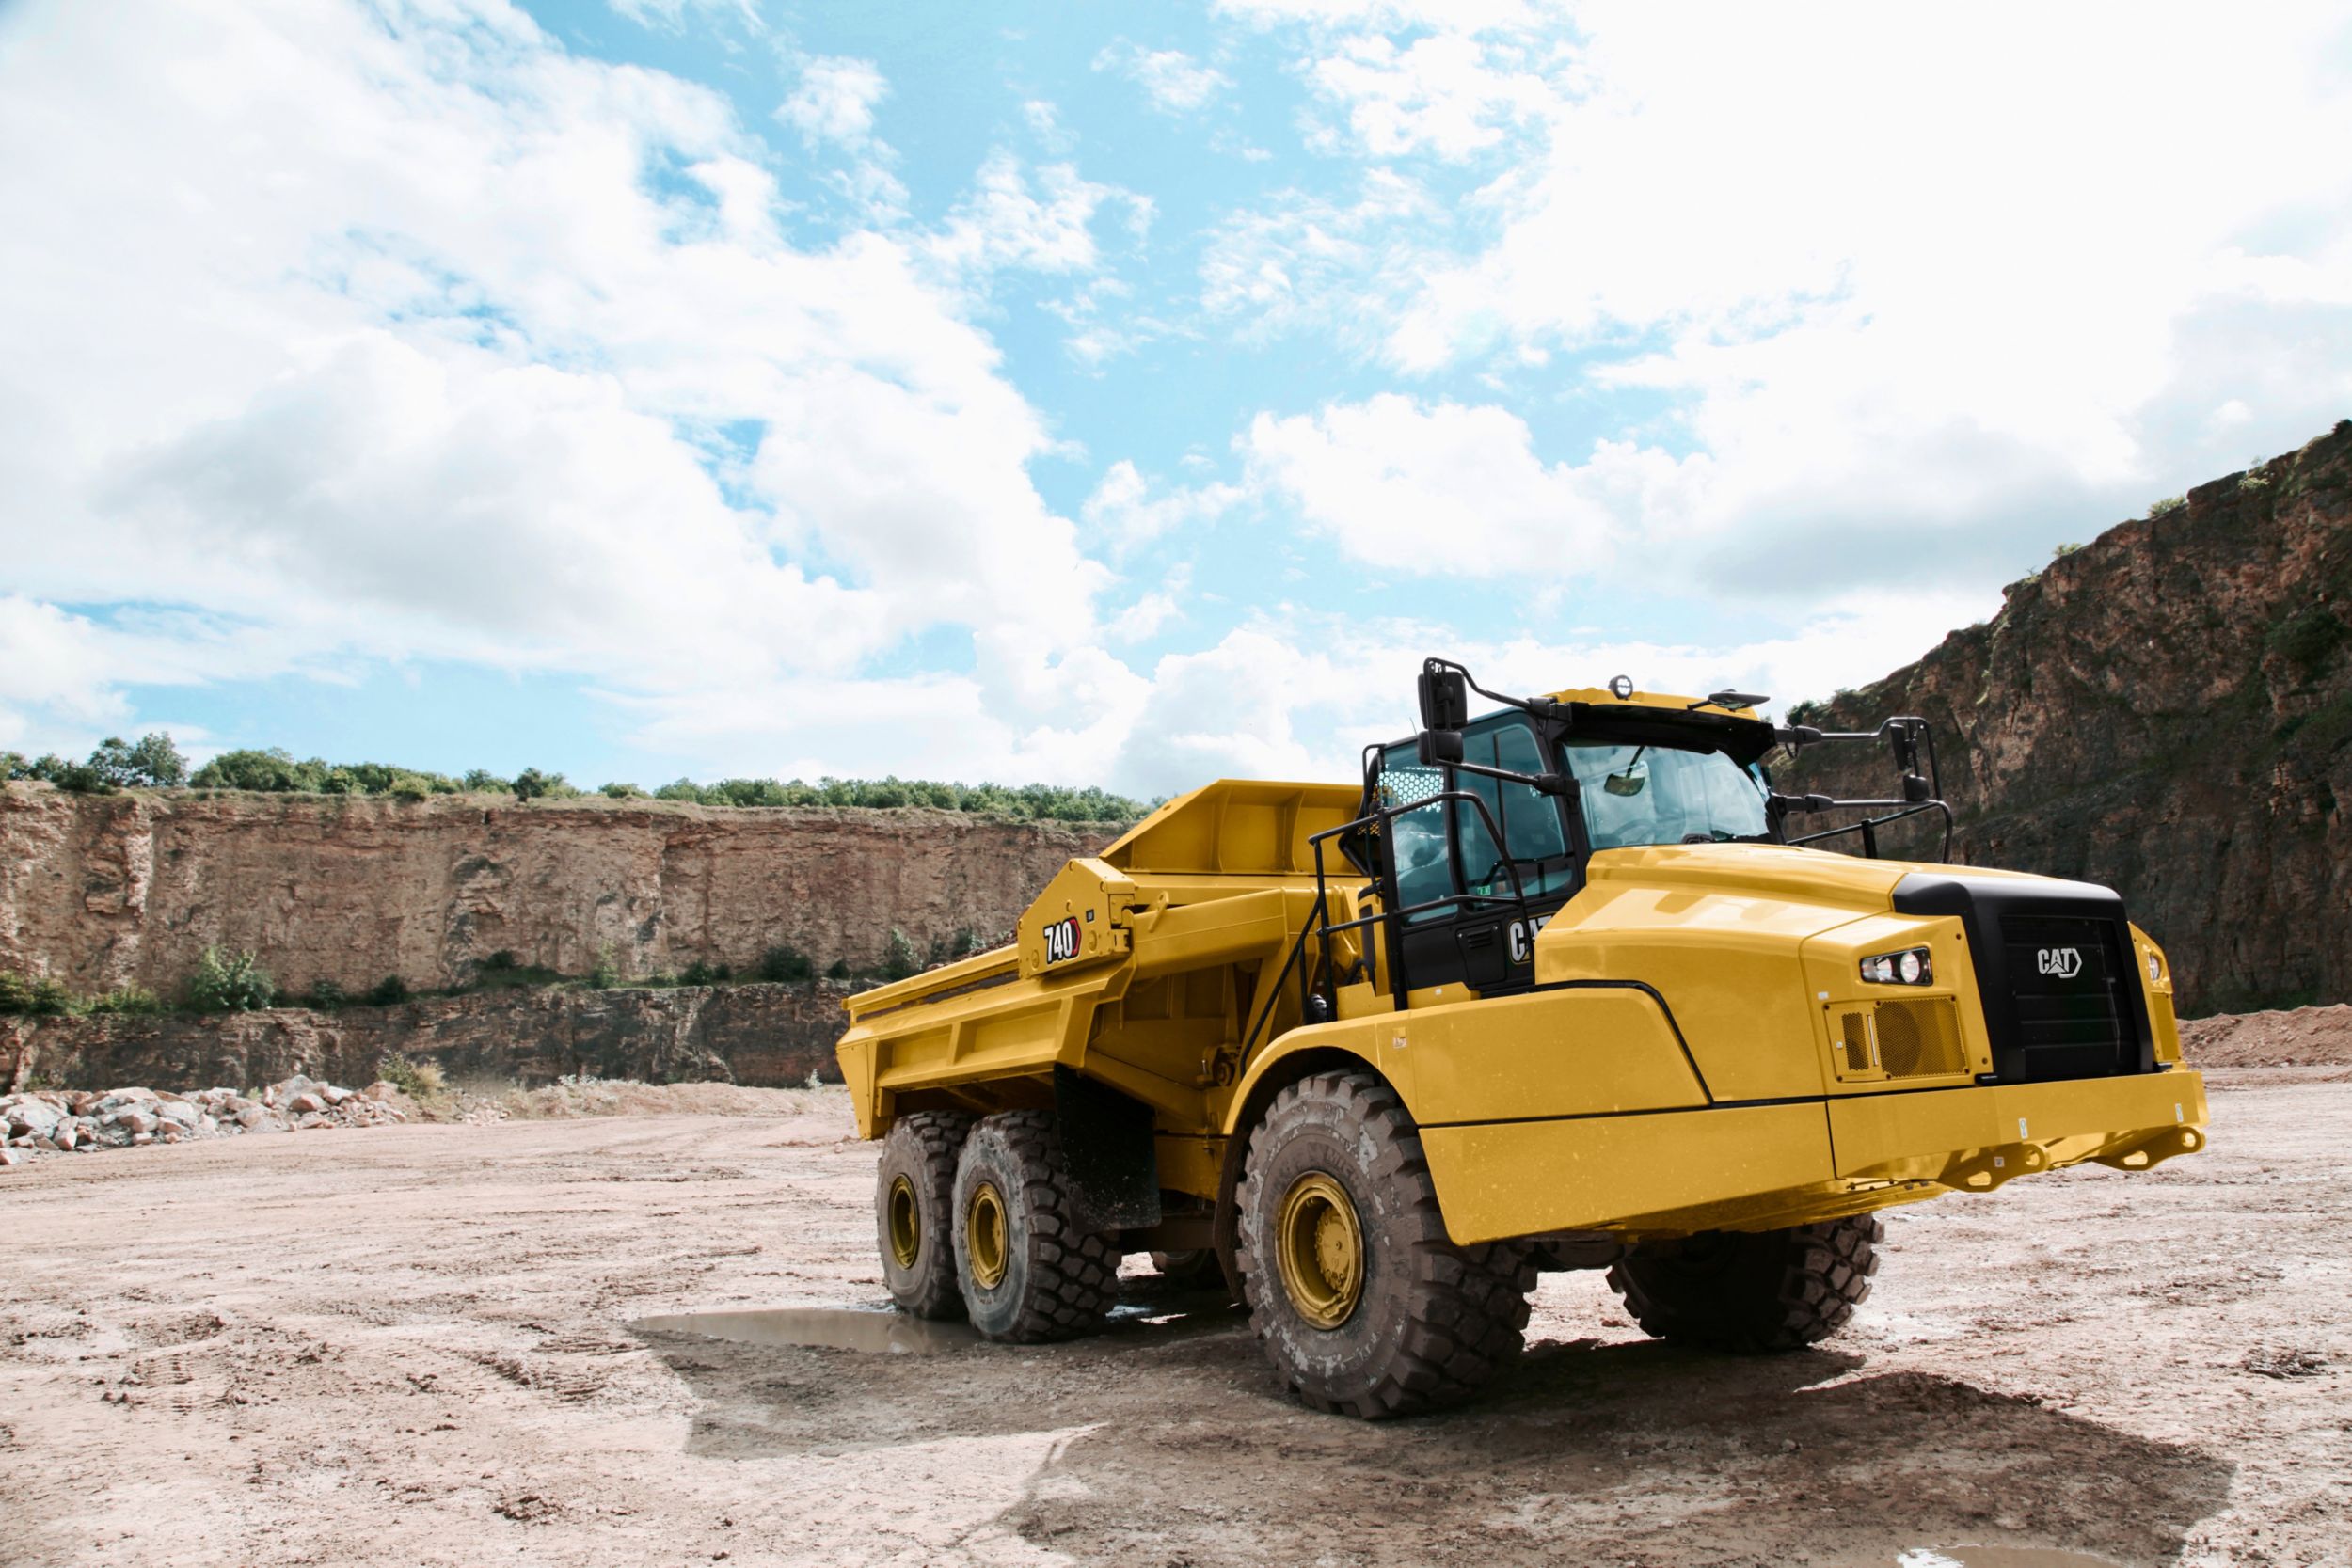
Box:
[1861,946,1933,987]
[2145,950,2163,983]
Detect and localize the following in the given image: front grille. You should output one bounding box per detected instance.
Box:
[1891,872,2153,1083]
[2001,914,2133,1075]
[1875,999,1967,1078]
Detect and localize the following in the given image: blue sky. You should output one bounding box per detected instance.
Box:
[3,0,2349,793]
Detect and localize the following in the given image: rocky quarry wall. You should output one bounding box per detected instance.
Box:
[3,980,856,1096]
[1783,423,2352,1016]
[0,792,1110,997]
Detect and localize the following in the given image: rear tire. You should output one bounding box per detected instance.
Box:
[875,1111,973,1320]
[950,1111,1120,1342]
[1606,1215,1882,1353]
[1235,1069,1534,1418]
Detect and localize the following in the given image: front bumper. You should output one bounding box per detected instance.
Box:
[1828,1068,2208,1189]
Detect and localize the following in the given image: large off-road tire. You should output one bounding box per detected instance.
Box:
[1606,1215,1883,1353]
[949,1111,1120,1342]
[1235,1069,1534,1418]
[875,1111,974,1320]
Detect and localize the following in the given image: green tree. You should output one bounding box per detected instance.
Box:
[188,947,276,1012]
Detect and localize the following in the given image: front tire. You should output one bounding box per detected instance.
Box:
[950,1111,1120,1342]
[1606,1215,1882,1353]
[875,1111,973,1320]
[1235,1069,1534,1418]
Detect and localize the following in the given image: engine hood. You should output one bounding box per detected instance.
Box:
[1578,842,2063,917]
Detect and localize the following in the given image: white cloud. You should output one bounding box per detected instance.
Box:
[608,0,761,30]
[0,0,1110,756]
[1205,0,2352,604]
[1303,30,1555,160]
[1244,394,1710,577]
[776,55,888,148]
[1092,42,1232,115]
[927,151,1141,278]
[1199,169,1436,344]
[1081,461,1245,550]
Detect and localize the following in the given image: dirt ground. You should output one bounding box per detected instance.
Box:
[2,1073,2346,1568]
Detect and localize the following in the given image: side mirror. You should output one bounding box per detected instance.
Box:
[1416,729,1464,767]
[1775,723,1824,749]
[1418,665,1469,733]
[1903,773,1931,803]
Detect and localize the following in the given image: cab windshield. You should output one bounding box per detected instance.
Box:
[1562,738,1772,848]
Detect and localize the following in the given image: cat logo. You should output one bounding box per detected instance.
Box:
[2037,946,2084,979]
[1041,915,1082,965]
[1507,914,1552,965]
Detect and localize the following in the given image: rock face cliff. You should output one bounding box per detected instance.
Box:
[3,981,850,1096]
[1784,422,2352,1016]
[0,792,1112,997]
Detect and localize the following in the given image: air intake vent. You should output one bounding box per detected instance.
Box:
[1838,1011,1873,1074]
[1874,999,1966,1079]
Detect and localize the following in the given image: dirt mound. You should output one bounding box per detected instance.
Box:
[2178,1004,2352,1067]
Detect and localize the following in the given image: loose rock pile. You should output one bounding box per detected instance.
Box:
[0,1075,406,1167]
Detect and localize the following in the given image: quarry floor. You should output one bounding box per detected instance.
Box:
[1,1072,2346,1568]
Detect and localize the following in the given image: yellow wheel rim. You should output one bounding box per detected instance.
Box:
[966,1180,1009,1291]
[1276,1171,1363,1329]
[885,1174,921,1270]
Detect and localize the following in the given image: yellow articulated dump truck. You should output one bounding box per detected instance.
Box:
[834,659,2205,1418]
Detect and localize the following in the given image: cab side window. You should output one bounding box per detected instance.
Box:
[1456,721,1574,897]
[1376,754,1454,922]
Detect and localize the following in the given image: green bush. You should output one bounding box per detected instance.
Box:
[481,950,519,974]
[929,927,989,964]
[307,979,348,1010]
[587,946,620,990]
[2148,495,2185,517]
[192,748,320,792]
[678,959,732,987]
[2266,607,2348,674]
[189,946,276,1012]
[881,927,922,982]
[365,975,411,1006]
[755,944,813,982]
[2051,541,2082,559]
[825,958,851,981]
[143,744,1152,823]
[83,984,163,1017]
[377,1050,446,1100]
[0,971,75,1017]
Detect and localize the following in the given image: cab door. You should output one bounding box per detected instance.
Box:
[1374,716,1580,1000]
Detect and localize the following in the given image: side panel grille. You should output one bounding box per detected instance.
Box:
[1830,1000,1968,1084]
[1874,999,1966,1079]
[1838,1011,1872,1074]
